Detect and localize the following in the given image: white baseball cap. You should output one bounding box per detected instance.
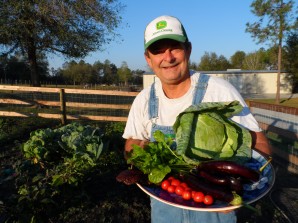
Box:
[144,15,189,50]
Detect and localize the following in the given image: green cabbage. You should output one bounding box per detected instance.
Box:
[173,101,252,164]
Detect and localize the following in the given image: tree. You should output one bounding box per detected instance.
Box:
[284,31,298,92]
[242,51,266,70]
[117,61,132,86]
[131,69,145,86]
[246,0,298,103]
[230,51,246,69]
[102,60,118,85]
[0,0,124,86]
[4,56,31,82]
[0,52,49,83]
[92,61,104,84]
[189,60,198,70]
[61,60,95,85]
[198,52,231,71]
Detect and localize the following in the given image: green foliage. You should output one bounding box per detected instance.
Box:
[0,117,60,145]
[15,122,106,221]
[284,31,298,90]
[4,121,131,222]
[246,0,297,45]
[0,119,146,223]
[61,60,97,85]
[128,130,193,184]
[0,118,10,141]
[246,0,298,101]
[22,122,104,186]
[197,52,231,71]
[0,0,125,86]
[242,50,268,70]
[59,59,122,86]
[230,51,246,69]
[117,61,132,86]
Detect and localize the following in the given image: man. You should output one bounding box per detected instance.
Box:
[123,15,271,223]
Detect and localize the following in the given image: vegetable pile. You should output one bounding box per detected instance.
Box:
[126,101,259,206]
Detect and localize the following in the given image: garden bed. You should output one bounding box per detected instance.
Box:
[1,117,297,223]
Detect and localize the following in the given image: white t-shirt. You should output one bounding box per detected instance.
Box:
[123,72,261,141]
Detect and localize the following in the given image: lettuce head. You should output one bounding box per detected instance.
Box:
[173,101,252,164]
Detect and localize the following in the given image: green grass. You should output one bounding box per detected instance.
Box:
[249,97,298,108]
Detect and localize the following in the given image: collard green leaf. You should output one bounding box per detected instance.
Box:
[127,131,193,184]
[148,165,171,184]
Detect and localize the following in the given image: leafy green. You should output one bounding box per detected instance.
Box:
[173,101,252,164]
[127,131,193,184]
[22,122,104,186]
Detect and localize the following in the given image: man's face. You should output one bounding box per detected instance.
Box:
[145,39,192,85]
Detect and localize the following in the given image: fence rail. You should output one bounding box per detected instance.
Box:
[0,85,139,123]
[1,85,297,171]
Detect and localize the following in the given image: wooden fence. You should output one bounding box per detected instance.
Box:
[1,85,297,172]
[0,85,139,124]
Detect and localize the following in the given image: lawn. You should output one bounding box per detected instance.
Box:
[250,96,298,108]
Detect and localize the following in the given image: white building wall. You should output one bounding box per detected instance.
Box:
[143,71,292,94]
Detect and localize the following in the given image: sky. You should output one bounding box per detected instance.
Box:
[48,0,273,72]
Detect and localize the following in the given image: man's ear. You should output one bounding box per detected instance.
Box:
[144,51,153,69]
[186,42,192,59]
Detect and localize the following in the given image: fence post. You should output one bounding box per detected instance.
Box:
[60,88,67,125]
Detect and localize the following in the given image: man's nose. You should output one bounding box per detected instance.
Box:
[163,49,175,62]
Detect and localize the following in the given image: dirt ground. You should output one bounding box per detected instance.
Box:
[1,136,298,223]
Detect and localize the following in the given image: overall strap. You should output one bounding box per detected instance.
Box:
[149,83,158,119]
[192,74,209,105]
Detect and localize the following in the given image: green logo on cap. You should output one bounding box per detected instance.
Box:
[156,21,167,30]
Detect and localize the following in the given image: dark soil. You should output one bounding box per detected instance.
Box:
[2,144,297,223]
[1,118,298,223]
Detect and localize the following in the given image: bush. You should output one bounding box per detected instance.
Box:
[1,121,150,223]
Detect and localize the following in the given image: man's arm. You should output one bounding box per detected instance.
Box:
[250,131,272,157]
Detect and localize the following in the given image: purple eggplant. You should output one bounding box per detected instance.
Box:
[228,176,243,195]
[180,173,242,206]
[198,170,244,194]
[198,170,230,186]
[197,160,260,182]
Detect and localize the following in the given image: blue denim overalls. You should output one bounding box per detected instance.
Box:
[149,74,236,223]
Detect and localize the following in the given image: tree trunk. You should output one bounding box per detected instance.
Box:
[27,38,40,87]
[275,6,283,105]
[275,43,282,104]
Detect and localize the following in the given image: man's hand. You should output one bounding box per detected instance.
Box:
[250,131,272,157]
[124,138,149,159]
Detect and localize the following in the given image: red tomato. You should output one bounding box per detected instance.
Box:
[182,190,192,200]
[193,192,205,203]
[180,182,188,188]
[184,187,192,192]
[161,180,170,190]
[203,195,214,205]
[167,176,175,182]
[191,190,196,198]
[171,179,181,187]
[175,186,185,196]
[167,185,176,193]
